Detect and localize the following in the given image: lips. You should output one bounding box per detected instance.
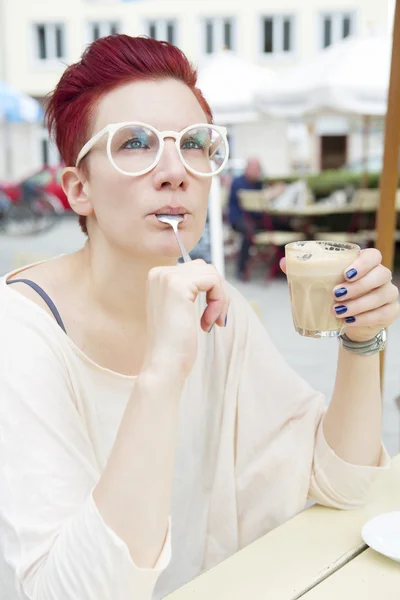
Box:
[152,206,189,215]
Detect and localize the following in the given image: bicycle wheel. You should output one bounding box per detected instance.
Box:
[3,193,64,236]
[0,191,11,231]
[30,193,64,234]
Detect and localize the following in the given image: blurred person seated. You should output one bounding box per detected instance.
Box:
[228,158,291,279]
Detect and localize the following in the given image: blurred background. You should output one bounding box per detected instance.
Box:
[0,0,399,453]
[0,0,396,179]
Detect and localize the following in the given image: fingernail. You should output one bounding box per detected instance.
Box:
[224,315,228,327]
[345,316,356,323]
[334,287,348,298]
[346,268,358,279]
[335,305,348,315]
[208,323,215,333]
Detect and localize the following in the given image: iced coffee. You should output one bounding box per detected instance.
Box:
[285,241,360,338]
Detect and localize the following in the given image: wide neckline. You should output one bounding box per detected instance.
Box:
[2,257,137,381]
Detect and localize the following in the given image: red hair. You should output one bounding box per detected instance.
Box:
[46,35,213,234]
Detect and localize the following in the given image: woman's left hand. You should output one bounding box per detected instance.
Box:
[280,249,400,342]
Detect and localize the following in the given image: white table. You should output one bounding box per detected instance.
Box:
[301,549,400,599]
[166,455,400,600]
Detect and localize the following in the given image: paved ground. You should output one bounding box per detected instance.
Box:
[1,215,399,456]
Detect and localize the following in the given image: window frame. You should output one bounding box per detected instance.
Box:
[319,11,356,49]
[87,20,120,43]
[145,18,178,45]
[32,22,67,63]
[201,17,236,55]
[259,14,296,58]
[38,127,60,168]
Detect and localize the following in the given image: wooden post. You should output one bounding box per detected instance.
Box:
[376,0,400,386]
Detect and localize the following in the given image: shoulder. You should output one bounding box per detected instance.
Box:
[2,254,74,329]
[0,263,71,359]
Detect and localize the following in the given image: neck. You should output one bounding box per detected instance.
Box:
[73,240,177,325]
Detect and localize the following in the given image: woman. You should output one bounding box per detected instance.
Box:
[0,35,398,600]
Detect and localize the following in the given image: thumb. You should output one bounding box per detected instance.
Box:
[279,257,287,274]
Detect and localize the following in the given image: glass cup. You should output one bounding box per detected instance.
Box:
[285,240,361,338]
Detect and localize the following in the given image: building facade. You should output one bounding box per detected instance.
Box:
[0,0,391,178]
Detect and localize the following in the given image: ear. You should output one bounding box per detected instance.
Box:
[61,167,94,217]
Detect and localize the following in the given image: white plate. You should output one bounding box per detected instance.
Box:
[361,511,400,563]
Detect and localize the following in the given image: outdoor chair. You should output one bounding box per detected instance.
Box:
[238,189,305,282]
[313,189,381,248]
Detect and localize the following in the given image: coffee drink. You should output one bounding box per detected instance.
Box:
[285,241,360,337]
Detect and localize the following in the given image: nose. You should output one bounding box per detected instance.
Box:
[152,139,189,191]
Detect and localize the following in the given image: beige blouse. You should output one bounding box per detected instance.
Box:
[0,263,389,600]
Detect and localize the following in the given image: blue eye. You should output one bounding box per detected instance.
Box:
[122,136,150,150]
[181,138,203,150]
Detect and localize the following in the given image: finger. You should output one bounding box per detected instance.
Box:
[198,266,230,329]
[343,248,382,282]
[215,293,231,327]
[333,282,399,319]
[201,290,227,331]
[164,268,224,332]
[198,271,227,331]
[165,261,228,331]
[280,257,287,274]
[342,301,400,329]
[333,265,393,301]
[209,277,230,327]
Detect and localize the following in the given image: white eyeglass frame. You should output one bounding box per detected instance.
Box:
[75,121,230,178]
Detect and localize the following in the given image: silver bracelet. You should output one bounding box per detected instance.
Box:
[338,329,387,356]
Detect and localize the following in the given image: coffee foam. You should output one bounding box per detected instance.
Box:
[291,241,354,259]
[287,241,358,276]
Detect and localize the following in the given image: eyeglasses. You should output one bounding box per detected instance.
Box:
[75,122,230,178]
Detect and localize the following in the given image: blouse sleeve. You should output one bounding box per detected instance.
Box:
[228,285,390,549]
[0,313,171,600]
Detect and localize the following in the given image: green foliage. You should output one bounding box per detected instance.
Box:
[266,170,396,199]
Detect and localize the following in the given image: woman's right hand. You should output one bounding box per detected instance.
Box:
[142,260,229,377]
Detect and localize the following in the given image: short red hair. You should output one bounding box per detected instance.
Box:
[46,35,213,234]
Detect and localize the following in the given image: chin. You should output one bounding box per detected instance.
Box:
[143,239,185,263]
[151,229,201,257]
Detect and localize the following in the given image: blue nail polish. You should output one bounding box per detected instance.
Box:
[346,268,358,279]
[345,316,356,323]
[208,323,215,333]
[335,305,348,315]
[334,287,348,298]
[224,315,228,327]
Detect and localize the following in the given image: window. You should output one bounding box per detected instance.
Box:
[224,20,232,49]
[203,18,235,54]
[342,16,352,38]
[320,12,354,48]
[261,15,294,55]
[323,16,332,48]
[147,20,177,45]
[38,128,60,167]
[88,21,119,42]
[34,23,66,61]
[283,18,292,52]
[166,22,175,45]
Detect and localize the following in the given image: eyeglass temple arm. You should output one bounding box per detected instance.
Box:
[209,135,223,159]
[76,127,109,166]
